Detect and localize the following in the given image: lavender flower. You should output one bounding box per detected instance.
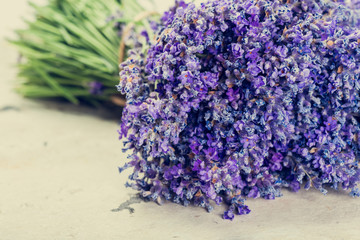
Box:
[118,0,360,219]
[89,81,103,95]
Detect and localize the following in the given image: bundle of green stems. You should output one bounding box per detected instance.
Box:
[10,0,158,106]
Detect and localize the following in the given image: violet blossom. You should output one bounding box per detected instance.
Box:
[118,0,360,220]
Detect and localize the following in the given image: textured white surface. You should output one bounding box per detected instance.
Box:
[1,1,360,240]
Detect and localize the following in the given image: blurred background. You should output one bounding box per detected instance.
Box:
[1,0,172,115]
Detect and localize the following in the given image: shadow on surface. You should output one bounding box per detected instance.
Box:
[31,97,124,121]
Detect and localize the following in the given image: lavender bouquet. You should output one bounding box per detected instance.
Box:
[118,0,360,220]
[10,0,158,106]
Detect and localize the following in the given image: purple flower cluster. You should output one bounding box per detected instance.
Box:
[118,0,360,220]
[89,81,104,95]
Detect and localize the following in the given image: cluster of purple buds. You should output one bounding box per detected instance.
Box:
[118,0,360,220]
[89,81,104,95]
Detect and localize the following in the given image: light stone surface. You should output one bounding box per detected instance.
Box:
[0,1,360,240]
